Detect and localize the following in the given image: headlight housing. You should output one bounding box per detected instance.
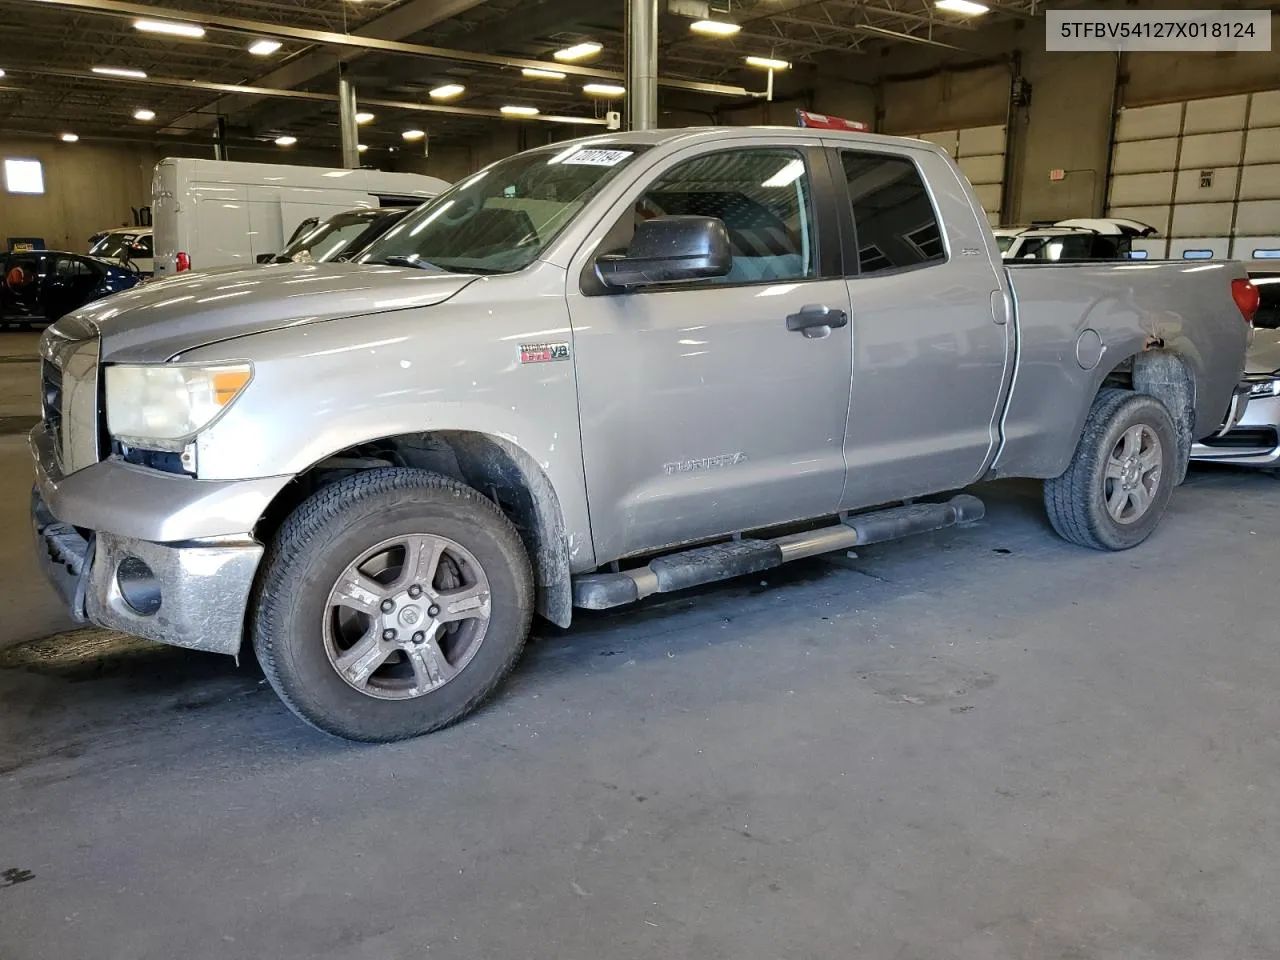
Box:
[105,362,252,451]
[1248,378,1280,398]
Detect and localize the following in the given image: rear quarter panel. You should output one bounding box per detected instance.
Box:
[995,260,1249,478]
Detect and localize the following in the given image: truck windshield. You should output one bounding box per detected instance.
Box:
[358,143,644,275]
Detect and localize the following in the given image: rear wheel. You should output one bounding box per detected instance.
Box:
[252,468,533,742]
[1044,389,1178,551]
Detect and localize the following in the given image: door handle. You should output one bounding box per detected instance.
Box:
[786,304,849,334]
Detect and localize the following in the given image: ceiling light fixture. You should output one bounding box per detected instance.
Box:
[133,108,156,121]
[522,67,566,80]
[248,39,282,56]
[93,66,148,79]
[583,83,625,96]
[402,129,426,141]
[134,19,205,39]
[429,83,465,99]
[60,133,79,142]
[358,144,369,152]
[274,135,297,146]
[935,0,989,13]
[0,69,6,79]
[355,111,375,124]
[500,105,539,116]
[744,56,790,70]
[690,19,741,36]
[554,41,602,62]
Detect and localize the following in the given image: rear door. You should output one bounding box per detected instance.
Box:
[567,139,854,562]
[825,141,1013,509]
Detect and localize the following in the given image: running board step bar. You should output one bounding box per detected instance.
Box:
[572,494,985,610]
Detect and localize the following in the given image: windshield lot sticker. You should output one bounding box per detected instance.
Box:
[520,342,571,364]
[562,149,634,166]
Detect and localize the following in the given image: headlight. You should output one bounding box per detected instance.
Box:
[105,362,252,451]
[1249,378,1280,398]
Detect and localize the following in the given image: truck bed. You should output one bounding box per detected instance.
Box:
[994,259,1251,478]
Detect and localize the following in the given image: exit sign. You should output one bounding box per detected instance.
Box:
[1049,168,1066,181]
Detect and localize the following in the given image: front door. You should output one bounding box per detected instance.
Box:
[826,143,1013,509]
[567,142,854,563]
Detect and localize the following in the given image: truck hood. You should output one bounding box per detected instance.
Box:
[59,262,479,362]
[1246,329,1280,376]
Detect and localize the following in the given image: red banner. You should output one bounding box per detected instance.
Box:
[796,109,870,132]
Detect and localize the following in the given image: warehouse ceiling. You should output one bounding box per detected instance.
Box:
[0,0,1041,153]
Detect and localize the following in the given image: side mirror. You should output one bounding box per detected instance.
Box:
[595,215,731,289]
[255,253,275,264]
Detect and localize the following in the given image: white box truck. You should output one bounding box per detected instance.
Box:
[150,158,449,276]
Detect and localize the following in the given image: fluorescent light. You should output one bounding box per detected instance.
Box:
[248,39,282,56]
[522,67,566,80]
[133,108,155,121]
[500,105,539,116]
[402,129,426,141]
[274,135,296,146]
[134,19,205,39]
[358,144,369,152]
[355,111,375,124]
[935,0,989,13]
[762,158,805,188]
[583,83,625,96]
[0,69,7,79]
[690,19,741,36]
[745,56,789,70]
[93,66,147,79]
[429,83,465,99]
[554,41,602,61]
[60,133,79,142]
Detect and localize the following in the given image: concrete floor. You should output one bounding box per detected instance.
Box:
[2,331,1279,959]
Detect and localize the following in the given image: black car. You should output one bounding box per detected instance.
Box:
[1,251,142,329]
[267,206,415,264]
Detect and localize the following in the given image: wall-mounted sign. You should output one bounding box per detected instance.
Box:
[1049,168,1066,181]
[1199,169,1214,189]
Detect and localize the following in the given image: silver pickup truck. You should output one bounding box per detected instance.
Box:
[31,127,1256,741]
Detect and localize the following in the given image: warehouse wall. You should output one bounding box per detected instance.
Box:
[0,139,154,251]
[863,10,1279,225]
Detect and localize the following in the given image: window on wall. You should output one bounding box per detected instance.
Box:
[4,158,45,195]
[634,148,816,285]
[840,151,945,275]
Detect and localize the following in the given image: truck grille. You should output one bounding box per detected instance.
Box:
[38,328,101,473]
[41,359,63,440]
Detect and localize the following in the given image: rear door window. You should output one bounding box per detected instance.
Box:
[839,151,946,275]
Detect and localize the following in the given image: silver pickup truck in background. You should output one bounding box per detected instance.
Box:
[31,127,1256,741]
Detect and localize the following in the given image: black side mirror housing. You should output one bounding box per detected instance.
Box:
[596,215,732,289]
[255,253,275,264]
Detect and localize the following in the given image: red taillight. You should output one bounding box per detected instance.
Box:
[1232,277,1260,325]
[176,252,191,272]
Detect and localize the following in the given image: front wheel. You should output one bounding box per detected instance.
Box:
[252,468,534,742]
[1044,389,1178,551]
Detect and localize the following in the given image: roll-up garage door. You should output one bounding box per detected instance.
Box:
[1108,90,1280,259]
[913,125,1006,226]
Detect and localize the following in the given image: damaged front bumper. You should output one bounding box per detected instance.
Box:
[30,424,280,656]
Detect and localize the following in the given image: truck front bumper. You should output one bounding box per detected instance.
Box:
[30,424,288,657]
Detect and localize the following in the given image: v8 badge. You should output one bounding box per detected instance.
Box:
[520,341,571,364]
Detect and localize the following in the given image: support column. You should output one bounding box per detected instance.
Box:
[338,65,360,169]
[626,0,658,131]
[213,116,228,161]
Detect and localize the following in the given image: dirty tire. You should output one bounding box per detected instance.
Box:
[1044,389,1178,551]
[252,468,533,742]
